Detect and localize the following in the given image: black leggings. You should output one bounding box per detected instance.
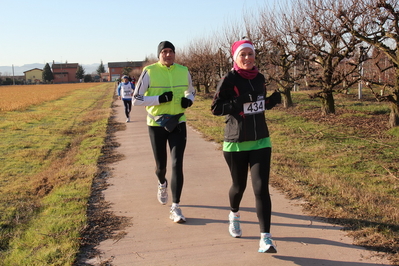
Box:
[123,99,132,118]
[223,148,272,233]
[148,123,187,204]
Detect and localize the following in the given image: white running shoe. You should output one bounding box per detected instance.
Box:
[126,117,130,122]
[258,235,277,253]
[169,206,186,223]
[228,211,242,238]
[157,181,168,205]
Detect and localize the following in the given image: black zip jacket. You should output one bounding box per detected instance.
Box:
[211,70,271,143]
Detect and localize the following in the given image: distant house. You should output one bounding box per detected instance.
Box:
[100,72,109,82]
[107,61,145,81]
[52,62,79,83]
[24,68,43,84]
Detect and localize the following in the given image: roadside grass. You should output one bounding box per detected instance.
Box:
[0,83,115,265]
[186,91,399,265]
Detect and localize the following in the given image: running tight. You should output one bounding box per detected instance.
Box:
[148,123,187,204]
[123,99,132,118]
[223,147,272,233]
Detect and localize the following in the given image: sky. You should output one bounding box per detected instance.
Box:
[0,0,275,70]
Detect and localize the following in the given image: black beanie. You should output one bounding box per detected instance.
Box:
[157,41,175,58]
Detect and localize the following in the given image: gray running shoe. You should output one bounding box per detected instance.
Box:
[228,211,242,238]
[169,206,186,223]
[258,236,277,253]
[157,181,168,205]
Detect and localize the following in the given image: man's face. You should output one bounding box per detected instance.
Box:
[159,48,175,67]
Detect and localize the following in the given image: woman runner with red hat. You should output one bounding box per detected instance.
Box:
[211,39,281,253]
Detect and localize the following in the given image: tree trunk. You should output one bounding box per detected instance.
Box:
[388,102,399,128]
[283,90,294,108]
[304,76,309,89]
[320,91,335,115]
[390,69,399,128]
[277,84,294,108]
[204,84,210,94]
[196,83,201,93]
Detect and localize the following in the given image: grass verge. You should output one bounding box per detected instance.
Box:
[0,83,115,265]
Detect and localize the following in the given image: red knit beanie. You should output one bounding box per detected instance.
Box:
[231,40,255,61]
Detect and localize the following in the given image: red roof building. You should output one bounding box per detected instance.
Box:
[108,61,145,81]
[52,62,79,83]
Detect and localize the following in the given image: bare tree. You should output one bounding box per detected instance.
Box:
[290,0,362,115]
[255,4,308,108]
[215,47,231,81]
[215,18,247,77]
[176,48,197,89]
[131,68,143,81]
[337,0,399,128]
[242,8,264,68]
[182,38,219,93]
[218,18,246,54]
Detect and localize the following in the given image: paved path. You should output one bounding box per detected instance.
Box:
[85,102,390,266]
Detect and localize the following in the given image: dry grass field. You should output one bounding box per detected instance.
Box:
[0,83,101,112]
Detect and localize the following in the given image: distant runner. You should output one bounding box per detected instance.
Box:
[117,75,135,122]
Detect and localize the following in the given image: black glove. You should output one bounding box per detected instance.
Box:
[181,97,193,108]
[270,91,282,104]
[265,91,281,110]
[159,91,173,103]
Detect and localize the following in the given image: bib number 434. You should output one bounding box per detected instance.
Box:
[243,100,265,115]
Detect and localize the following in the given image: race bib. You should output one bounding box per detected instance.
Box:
[243,100,265,115]
[123,90,132,97]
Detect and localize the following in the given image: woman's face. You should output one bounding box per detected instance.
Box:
[236,47,255,70]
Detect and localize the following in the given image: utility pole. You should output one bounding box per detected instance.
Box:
[12,64,15,85]
[358,46,366,100]
[358,61,363,99]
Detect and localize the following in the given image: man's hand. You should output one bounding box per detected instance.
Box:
[181,97,193,108]
[159,91,173,103]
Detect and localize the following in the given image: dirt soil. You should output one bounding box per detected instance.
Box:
[75,113,131,266]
